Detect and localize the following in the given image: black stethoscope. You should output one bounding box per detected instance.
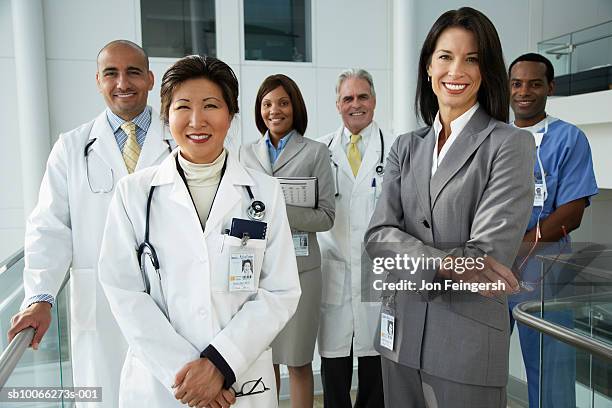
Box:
[137,154,266,310]
[327,129,385,196]
[84,136,173,193]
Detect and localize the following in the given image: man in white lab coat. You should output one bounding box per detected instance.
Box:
[317,69,393,407]
[8,40,173,406]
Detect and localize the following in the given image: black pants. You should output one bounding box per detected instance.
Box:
[321,347,384,408]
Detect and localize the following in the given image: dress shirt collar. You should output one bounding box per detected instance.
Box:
[106,106,152,133]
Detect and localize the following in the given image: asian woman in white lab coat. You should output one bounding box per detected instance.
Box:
[98,55,301,408]
[239,74,335,408]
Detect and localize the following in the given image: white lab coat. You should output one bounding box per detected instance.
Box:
[98,150,300,408]
[22,108,173,406]
[316,121,396,358]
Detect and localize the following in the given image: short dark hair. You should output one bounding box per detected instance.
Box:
[415,7,509,125]
[508,53,555,83]
[254,74,308,136]
[97,40,149,70]
[160,55,239,125]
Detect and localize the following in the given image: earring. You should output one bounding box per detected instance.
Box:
[427,76,431,82]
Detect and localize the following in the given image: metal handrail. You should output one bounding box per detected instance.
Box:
[0,249,25,276]
[513,297,612,362]
[0,256,70,388]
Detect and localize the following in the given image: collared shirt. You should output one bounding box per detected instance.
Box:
[265,129,296,165]
[106,106,152,150]
[341,121,373,158]
[431,102,480,178]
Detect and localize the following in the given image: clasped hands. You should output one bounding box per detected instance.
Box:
[437,254,520,298]
[173,358,236,408]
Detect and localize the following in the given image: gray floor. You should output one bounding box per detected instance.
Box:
[279,394,524,407]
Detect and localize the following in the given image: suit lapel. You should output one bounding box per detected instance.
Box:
[273,133,305,173]
[430,108,495,208]
[411,128,435,218]
[88,111,129,179]
[136,111,173,170]
[253,137,273,174]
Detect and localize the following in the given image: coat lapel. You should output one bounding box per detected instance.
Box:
[204,153,255,237]
[430,108,495,209]
[136,110,174,170]
[410,127,435,219]
[329,126,354,182]
[273,133,306,173]
[354,123,381,187]
[253,137,273,175]
[88,111,129,179]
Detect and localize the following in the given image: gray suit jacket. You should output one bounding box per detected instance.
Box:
[239,133,335,273]
[365,107,535,386]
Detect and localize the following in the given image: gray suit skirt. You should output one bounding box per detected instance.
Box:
[272,267,322,366]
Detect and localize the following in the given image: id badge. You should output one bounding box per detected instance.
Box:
[229,249,256,292]
[380,306,395,351]
[292,231,309,257]
[534,182,545,207]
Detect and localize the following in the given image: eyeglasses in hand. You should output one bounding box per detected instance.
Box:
[232,377,270,398]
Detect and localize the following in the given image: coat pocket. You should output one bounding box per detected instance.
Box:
[450,291,508,331]
[70,268,96,331]
[321,258,346,306]
[212,235,266,293]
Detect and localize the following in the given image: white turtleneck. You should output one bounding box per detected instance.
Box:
[178,149,227,226]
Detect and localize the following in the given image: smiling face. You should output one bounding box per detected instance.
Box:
[168,77,232,164]
[336,77,376,135]
[510,61,554,127]
[427,26,481,122]
[96,43,154,121]
[261,86,294,141]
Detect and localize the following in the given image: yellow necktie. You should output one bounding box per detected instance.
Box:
[121,122,140,174]
[347,134,362,177]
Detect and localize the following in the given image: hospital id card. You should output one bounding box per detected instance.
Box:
[229,250,256,292]
[380,307,395,351]
[534,182,545,207]
[292,232,309,257]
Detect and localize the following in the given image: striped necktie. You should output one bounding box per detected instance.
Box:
[347,134,362,177]
[121,122,140,174]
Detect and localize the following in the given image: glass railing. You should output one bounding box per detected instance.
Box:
[513,244,612,408]
[538,20,612,96]
[0,249,72,407]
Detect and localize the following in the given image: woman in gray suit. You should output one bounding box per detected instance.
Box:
[239,74,335,407]
[365,7,535,408]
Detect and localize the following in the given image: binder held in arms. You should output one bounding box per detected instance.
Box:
[276,177,319,208]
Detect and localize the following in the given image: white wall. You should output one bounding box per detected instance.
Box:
[0,0,24,262]
[541,0,612,40]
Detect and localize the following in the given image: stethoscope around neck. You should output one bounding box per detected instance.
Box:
[327,129,385,196]
[83,130,173,193]
[136,153,266,317]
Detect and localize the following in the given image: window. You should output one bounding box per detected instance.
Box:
[244,0,311,62]
[141,0,216,58]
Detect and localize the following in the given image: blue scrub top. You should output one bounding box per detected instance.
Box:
[511,118,598,302]
[526,118,598,233]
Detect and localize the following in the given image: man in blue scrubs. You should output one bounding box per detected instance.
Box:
[508,53,598,408]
